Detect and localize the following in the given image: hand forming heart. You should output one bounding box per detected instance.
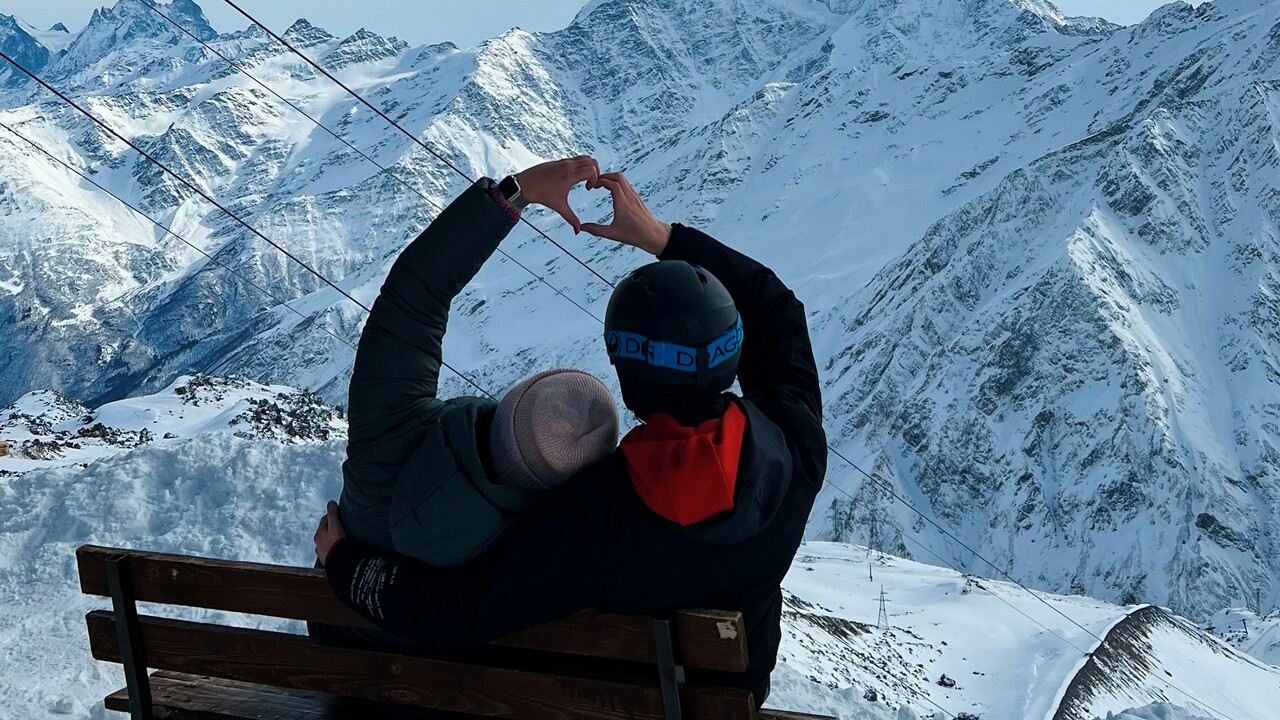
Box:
[516,156,670,255]
[515,155,600,234]
[582,172,671,256]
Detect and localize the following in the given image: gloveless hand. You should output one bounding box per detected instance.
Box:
[314,500,347,565]
[581,172,671,256]
[515,155,601,234]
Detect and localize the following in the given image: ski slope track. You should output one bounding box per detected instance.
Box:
[1,0,1279,717]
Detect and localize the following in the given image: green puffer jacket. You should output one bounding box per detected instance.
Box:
[338,178,538,567]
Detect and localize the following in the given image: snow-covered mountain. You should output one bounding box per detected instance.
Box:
[1,0,1278,660]
[0,374,343,475]
[1200,606,1280,666]
[3,381,1278,720]
[779,546,1280,720]
[817,0,1280,623]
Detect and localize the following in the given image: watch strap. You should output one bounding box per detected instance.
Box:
[485,178,523,222]
[498,175,530,209]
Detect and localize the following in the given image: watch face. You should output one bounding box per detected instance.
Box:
[499,176,529,208]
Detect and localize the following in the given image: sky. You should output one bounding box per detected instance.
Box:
[6,1,1206,48]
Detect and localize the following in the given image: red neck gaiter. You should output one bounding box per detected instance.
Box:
[619,403,747,526]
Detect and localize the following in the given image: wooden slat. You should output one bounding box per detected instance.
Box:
[102,675,841,720]
[88,611,756,720]
[106,671,360,720]
[105,671,480,720]
[759,710,839,720]
[77,545,748,672]
[77,545,375,629]
[495,609,746,672]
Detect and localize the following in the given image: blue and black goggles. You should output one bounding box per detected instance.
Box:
[605,315,744,373]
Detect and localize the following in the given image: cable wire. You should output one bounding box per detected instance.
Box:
[221,0,616,291]
[1,30,1243,720]
[824,448,1242,720]
[0,48,495,400]
[0,119,358,355]
[892,524,1093,656]
[203,14,1226,707]
[827,445,1106,641]
[139,0,602,326]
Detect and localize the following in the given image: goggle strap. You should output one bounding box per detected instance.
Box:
[605,316,743,374]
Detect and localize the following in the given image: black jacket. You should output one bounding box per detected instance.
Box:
[326,224,826,704]
[339,178,540,567]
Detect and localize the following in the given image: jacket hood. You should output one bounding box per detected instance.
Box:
[621,397,791,544]
[389,398,539,566]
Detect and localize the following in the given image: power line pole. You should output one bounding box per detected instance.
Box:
[878,586,890,631]
[869,510,879,558]
[867,509,878,581]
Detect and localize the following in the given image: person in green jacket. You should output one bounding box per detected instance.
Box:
[335,155,619,569]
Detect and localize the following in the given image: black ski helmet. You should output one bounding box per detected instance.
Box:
[604,260,742,394]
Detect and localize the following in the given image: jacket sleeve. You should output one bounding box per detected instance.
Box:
[346,179,517,450]
[658,225,825,484]
[324,496,603,647]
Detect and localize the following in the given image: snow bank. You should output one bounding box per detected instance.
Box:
[1098,703,1216,720]
[0,434,344,719]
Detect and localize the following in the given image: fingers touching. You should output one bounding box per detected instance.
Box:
[528,155,600,233]
[517,157,654,244]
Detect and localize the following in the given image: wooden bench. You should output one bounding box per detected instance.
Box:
[78,545,835,720]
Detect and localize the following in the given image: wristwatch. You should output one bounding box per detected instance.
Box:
[497,175,530,209]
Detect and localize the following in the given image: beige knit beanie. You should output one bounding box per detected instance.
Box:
[490,369,620,490]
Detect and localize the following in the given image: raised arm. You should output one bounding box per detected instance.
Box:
[657,224,821,419]
[346,157,602,451]
[344,179,517,449]
[581,173,824,476]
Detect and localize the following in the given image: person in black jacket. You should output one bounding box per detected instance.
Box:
[316,169,826,706]
[333,155,619,570]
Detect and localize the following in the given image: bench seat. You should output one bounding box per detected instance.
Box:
[105,671,837,720]
[79,545,837,720]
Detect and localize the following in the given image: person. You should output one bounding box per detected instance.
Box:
[330,155,620,573]
[315,168,826,706]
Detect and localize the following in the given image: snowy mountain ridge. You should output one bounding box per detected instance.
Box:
[0,374,344,476]
[0,0,1278,676]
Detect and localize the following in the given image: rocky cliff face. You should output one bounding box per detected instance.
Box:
[1,0,1278,621]
[820,0,1280,619]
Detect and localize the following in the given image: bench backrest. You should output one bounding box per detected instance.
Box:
[78,545,758,720]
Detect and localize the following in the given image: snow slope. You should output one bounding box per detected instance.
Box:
[0,437,345,719]
[1052,605,1280,720]
[1201,607,1280,667]
[1100,706,1219,720]
[779,545,1280,720]
[4,380,1278,719]
[0,374,344,475]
